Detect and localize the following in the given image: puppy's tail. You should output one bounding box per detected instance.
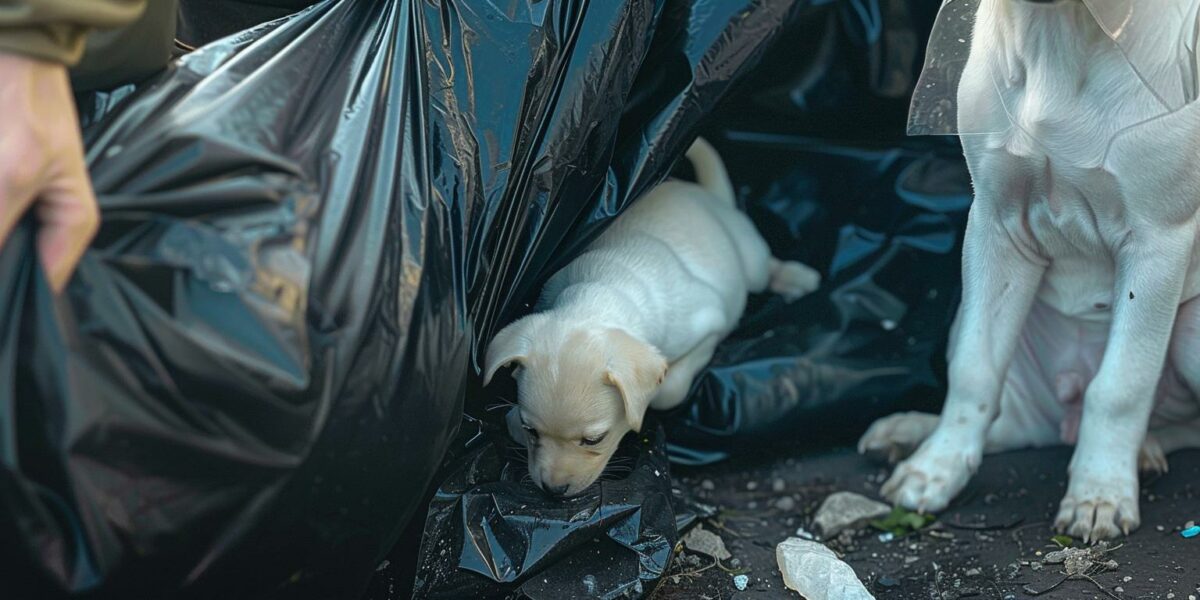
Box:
[685,136,735,205]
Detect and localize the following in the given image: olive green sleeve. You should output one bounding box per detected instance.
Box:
[0,0,146,65]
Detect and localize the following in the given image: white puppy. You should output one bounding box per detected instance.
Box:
[484,138,820,497]
[860,0,1200,541]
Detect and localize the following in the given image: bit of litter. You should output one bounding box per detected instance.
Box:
[582,574,597,594]
[795,527,816,540]
[813,491,892,536]
[683,525,732,560]
[775,496,797,511]
[1050,534,1073,547]
[733,574,749,591]
[1041,542,1118,576]
[1182,526,1200,538]
[776,537,875,600]
[877,532,895,543]
[772,478,786,493]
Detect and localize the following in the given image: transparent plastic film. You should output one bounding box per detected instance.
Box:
[909,0,1200,140]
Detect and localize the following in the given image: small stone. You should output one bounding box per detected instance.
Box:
[878,532,895,543]
[1167,593,1175,599]
[701,479,715,491]
[582,575,597,595]
[747,481,758,491]
[1158,525,1166,532]
[775,496,797,512]
[1116,587,1124,593]
[1123,576,1132,582]
[964,568,981,576]
[772,478,786,493]
[1185,520,1196,529]
[733,574,749,591]
[731,558,742,568]
[812,491,891,536]
[682,525,731,561]
[905,556,920,564]
[877,575,900,588]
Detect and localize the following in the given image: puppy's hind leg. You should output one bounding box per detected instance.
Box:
[650,335,722,411]
[769,257,821,302]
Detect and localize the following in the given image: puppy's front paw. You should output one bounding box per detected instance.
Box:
[858,412,939,464]
[1055,470,1139,542]
[1138,433,1169,475]
[770,260,820,302]
[880,436,979,513]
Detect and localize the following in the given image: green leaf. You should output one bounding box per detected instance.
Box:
[1051,535,1073,548]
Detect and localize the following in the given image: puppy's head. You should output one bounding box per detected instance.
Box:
[485,315,666,497]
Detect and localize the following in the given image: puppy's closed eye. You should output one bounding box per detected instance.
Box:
[580,433,607,447]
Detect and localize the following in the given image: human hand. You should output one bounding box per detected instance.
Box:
[0,52,98,293]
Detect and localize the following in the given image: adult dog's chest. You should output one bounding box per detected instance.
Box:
[961,4,1200,317]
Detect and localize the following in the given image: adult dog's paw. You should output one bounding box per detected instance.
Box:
[858,412,939,464]
[1055,470,1139,542]
[1138,433,1169,475]
[880,436,980,513]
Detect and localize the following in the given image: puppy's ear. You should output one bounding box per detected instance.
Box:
[603,329,668,432]
[484,315,541,385]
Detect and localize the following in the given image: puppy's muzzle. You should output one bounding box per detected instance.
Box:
[541,482,570,497]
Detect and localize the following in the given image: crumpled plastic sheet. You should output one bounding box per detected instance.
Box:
[413,423,695,600]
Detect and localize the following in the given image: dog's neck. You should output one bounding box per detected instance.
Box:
[978,0,1198,107]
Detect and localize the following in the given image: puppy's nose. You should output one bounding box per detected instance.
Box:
[542,482,570,496]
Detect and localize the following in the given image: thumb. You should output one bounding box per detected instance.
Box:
[35,165,99,293]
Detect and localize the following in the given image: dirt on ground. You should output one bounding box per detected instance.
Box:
[657,447,1200,600]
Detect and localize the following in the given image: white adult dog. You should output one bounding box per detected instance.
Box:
[860,0,1200,541]
[484,138,820,497]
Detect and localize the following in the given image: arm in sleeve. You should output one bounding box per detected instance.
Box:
[0,0,146,65]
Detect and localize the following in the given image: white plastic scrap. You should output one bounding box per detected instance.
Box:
[776,537,875,600]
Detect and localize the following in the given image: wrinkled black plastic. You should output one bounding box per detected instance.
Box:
[413,423,681,600]
[3,3,467,598]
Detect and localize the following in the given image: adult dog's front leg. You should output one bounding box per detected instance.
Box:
[1056,231,1193,541]
[882,206,1045,512]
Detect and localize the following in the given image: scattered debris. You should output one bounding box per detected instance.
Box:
[877,532,895,543]
[582,574,597,594]
[813,491,891,536]
[1026,542,1122,598]
[732,574,749,591]
[682,525,732,561]
[701,479,715,491]
[869,506,936,537]
[776,537,875,600]
[1182,525,1200,539]
[1042,542,1119,576]
[772,478,786,493]
[794,527,816,540]
[775,496,797,511]
[1050,534,1073,548]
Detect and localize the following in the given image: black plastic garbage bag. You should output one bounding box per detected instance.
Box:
[2,3,468,598]
[412,422,684,600]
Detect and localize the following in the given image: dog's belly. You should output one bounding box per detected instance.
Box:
[1004,300,1196,444]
